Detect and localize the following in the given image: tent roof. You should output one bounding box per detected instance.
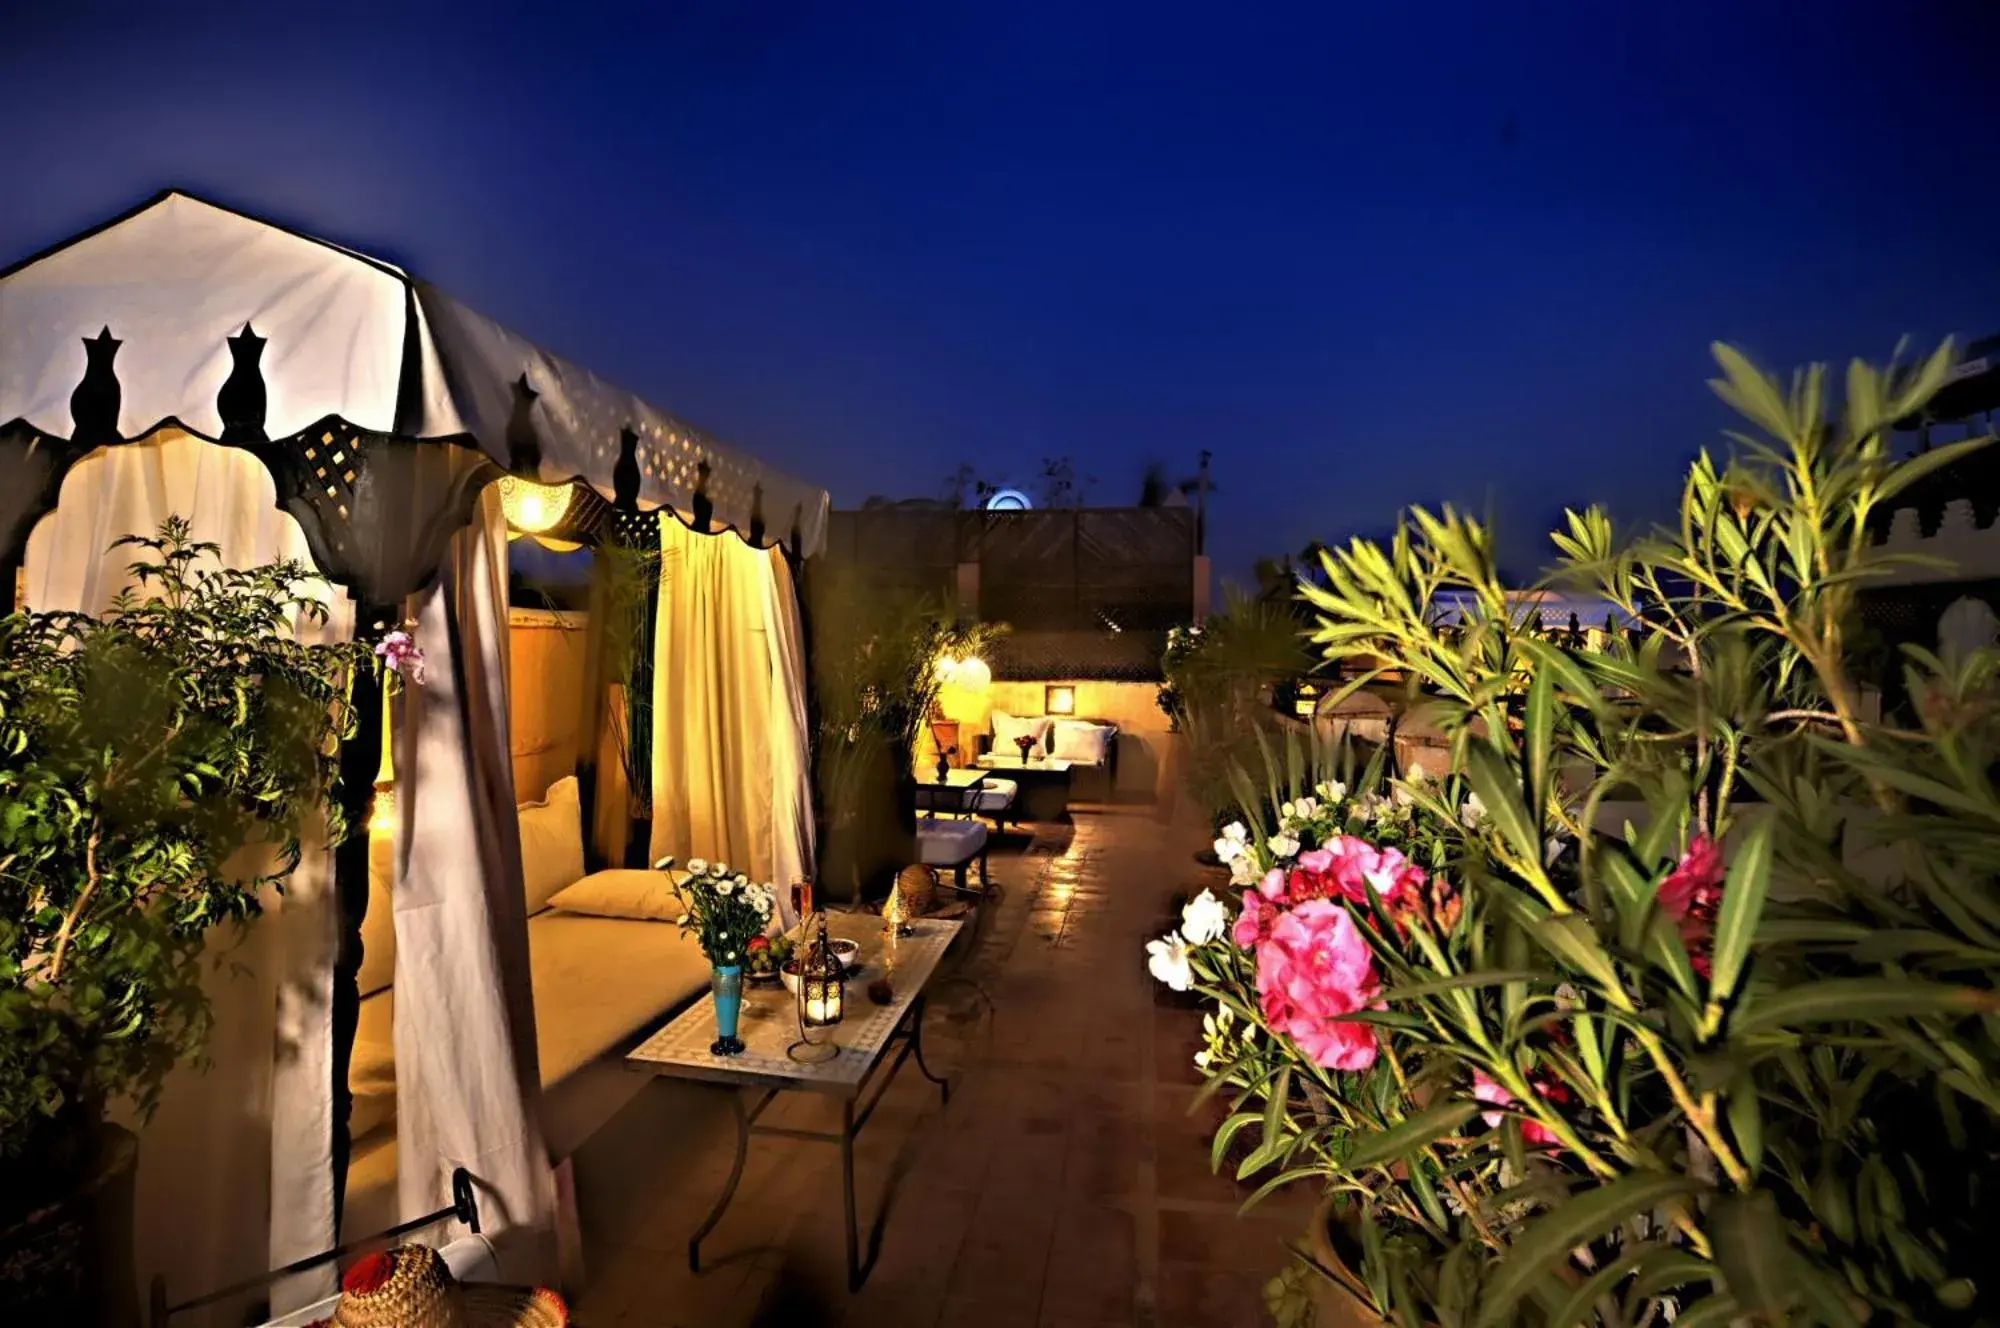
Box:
[0,191,828,556]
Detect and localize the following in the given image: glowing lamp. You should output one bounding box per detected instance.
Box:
[1293,681,1322,718]
[1045,684,1076,716]
[497,475,576,536]
[953,656,991,692]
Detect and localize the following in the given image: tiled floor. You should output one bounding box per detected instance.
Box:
[571,807,1314,1326]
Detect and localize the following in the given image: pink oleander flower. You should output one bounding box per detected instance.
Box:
[1472,1069,1568,1148]
[1270,836,1425,912]
[1255,899,1380,1071]
[1233,889,1278,949]
[374,628,427,685]
[1657,834,1724,977]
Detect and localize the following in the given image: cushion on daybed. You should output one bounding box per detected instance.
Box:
[528,910,711,1158]
[516,775,586,915]
[356,833,397,999]
[989,711,1052,756]
[1050,719,1114,765]
[349,989,396,1141]
[546,868,688,922]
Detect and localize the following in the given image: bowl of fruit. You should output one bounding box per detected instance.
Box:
[745,933,794,986]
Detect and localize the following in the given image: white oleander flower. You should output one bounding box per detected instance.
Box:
[1407,761,1428,784]
[1213,822,1250,862]
[1228,855,1257,886]
[653,855,677,871]
[717,880,736,897]
[1316,780,1347,803]
[1267,833,1300,861]
[1180,889,1230,945]
[714,862,730,877]
[1460,792,1488,828]
[1146,932,1193,991]
[687,858,708,876]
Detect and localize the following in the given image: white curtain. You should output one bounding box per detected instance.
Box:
[649,517,815,917]
[391,488,557,1278]
[20,430,352,1322]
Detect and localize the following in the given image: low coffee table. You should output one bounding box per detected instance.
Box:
[626,915,962,1290]
[972,754,1075,821]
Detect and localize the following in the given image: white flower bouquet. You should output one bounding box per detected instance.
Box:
[660,856,775,968]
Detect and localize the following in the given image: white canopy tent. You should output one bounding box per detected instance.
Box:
[0,192,826,1320]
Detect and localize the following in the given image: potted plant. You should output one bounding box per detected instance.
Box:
[805,564,998,902]
[0,519,372,1320]
[1152,343,2000,1325]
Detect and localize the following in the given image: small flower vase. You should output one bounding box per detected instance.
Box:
[710,964,746,1056]
[1013,734,1036,762]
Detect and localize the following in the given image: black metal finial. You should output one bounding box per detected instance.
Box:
[747,481,766,546]
[505,374,542,476]
[691,457,714,534]
[217,323,268,444]
[69,326,123,447]
[612,426,642,512]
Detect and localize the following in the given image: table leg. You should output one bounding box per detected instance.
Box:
[910,995,950,1103]
[689,1088,749,1273]
[841,1099,861,1291]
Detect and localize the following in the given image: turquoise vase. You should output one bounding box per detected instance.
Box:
[710,964,746,1056]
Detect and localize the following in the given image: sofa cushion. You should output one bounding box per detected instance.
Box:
[990,711,1051,756]
[972,777,1018,814]
[917,817,988,866]
[349,989,396,1141]
[356,831,397,999]
[527,912,711,1094]
[547,868,688,923]
[1051,719,1114,765]
[518,775,586,916]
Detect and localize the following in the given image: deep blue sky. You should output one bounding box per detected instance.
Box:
[6,1,2000,583]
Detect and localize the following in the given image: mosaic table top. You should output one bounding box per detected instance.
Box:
[626,915,961,1097]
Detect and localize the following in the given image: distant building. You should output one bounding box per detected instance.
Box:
[1859,334,2000,709]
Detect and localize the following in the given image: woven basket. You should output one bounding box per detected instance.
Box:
[327,1245,568,1328]
[895,864,938,917]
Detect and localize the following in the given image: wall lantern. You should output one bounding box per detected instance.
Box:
[1045,684,1076,716]
[1293,680,1323,718]
[497,475,577,536]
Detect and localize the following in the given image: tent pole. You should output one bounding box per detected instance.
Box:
[330,601,392,1237]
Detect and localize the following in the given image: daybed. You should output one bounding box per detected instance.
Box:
[975,713,1120,803]
[344,776,707,1237]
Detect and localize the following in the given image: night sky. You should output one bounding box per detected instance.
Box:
[5,1,2000,583]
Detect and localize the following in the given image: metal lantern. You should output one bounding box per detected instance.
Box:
[787,914,846,1064]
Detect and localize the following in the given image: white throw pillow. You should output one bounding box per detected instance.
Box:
[1051,719,1113,765]
[517,775,586,915]
[990,711,1052,756]
[546,869,688,922]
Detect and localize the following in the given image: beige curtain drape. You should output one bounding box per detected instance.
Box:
[21,430,352,1322]
[649,517,815,913]
[391,488,557,1278]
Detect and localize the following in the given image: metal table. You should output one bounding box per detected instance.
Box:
[625,915,962,1290]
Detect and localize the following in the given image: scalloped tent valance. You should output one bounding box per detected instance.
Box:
[0,190,828,601]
